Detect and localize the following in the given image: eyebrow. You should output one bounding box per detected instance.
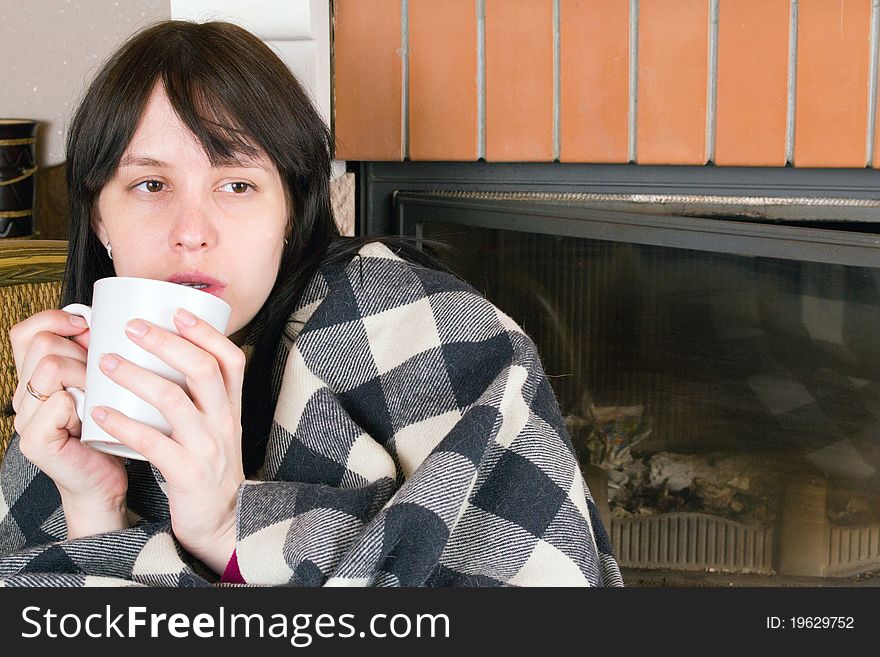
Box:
[118,155,168,168]
[118,154,270,170]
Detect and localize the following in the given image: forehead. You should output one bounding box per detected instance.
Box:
[133,84,191,137]
[120,84,271,169]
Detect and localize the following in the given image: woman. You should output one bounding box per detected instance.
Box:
[0,20,621,587]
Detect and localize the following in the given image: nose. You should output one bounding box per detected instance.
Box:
[168,193,216,252]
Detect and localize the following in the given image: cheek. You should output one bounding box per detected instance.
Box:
[252,247,283,302]
[104,236,165,277]
[96,193,167,266]
[227,251,283,334]
[260,225,288,281]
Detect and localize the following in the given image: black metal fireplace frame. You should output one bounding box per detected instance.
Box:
[354,161,880,584]
[356,161,880,244]
[395,193,880,267]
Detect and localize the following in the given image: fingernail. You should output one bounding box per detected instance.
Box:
[100,353,120,371]
[69,314,88,328]
[175,308,197,327]
[92,407,107,422]
[125,319,149,338]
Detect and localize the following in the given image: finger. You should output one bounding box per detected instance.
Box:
[69,329,91,352]
[172,308,246,402]
[15,332,88,412]
[173,308,246,413]
[16,389,84,462]
[14,354,87,430]
[90,405,180,475]
[126,313,245,414]
[97,352,205,445]
[9,309,90,374]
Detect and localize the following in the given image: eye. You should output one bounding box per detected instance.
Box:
[134,179,165,193]
[219,181,253,194]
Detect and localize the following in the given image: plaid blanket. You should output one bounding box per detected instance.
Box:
[0,242,622,587]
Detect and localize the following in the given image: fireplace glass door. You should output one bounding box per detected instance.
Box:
[398,193,880,584]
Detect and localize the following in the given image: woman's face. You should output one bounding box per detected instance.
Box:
[94,84,288,342]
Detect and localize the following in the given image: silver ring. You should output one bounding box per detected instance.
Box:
[25,380,51,402]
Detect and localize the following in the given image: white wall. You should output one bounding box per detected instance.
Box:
[1,0,171,166]
[2,1,339,175]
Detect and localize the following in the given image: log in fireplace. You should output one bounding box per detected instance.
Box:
[357,161,880,585]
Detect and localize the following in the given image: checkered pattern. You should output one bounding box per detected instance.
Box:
[643,258,880,482]
[0,242,622,587]
[697,261,880,460]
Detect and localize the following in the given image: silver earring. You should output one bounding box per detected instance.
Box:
[106,242,113,260]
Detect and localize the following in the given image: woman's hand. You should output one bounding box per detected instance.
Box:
[89,307,246,574]
[9,310,130,538]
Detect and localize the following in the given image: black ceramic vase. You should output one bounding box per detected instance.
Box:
[0,119,38,238]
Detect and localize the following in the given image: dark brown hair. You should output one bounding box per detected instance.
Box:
[62,20,447,474]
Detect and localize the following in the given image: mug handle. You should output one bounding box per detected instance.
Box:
[61,303,92,419]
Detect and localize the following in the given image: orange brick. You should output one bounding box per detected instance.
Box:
[796,0,871,167]
[409,0,478,160]
[485,0,554,161]
[715,0,789,166]
[559,0,630,163]
[334,0,402,160]
[637,0,709,165]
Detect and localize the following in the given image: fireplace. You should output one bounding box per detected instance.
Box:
[358,161,880,585]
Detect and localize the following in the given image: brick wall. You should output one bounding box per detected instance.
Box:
[333,0,880,168]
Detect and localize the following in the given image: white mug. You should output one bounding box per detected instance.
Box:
[62,277,231,461]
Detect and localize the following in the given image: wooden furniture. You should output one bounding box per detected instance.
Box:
[0,239,67,461]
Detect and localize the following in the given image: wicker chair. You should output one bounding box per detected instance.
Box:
[0,239,68,462]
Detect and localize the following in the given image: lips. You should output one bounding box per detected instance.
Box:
[167,272,227,298]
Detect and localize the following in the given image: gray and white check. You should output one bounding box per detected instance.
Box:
[0,242,622,587]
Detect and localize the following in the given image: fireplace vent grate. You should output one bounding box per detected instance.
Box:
[610,512,774,574]
[825,524,880,576]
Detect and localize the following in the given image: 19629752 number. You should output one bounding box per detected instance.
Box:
[766,616,854,629]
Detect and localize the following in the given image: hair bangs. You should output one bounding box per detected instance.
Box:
[159,55,263,167]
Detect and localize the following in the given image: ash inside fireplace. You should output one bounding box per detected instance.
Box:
[566,394,880,579]
[565,396,784,527]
